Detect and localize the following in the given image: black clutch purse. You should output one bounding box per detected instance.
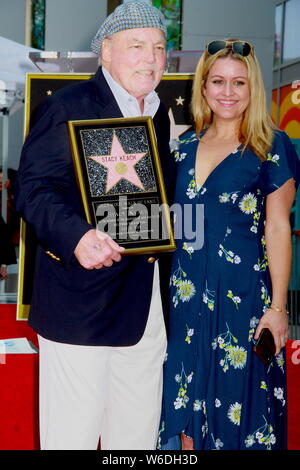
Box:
[253,328,276,366]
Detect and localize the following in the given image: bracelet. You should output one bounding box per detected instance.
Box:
[270,303,289,315]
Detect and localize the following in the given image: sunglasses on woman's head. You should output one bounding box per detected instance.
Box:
[206,40,253,57]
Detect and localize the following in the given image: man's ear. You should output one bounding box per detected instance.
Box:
[101,38,112,64]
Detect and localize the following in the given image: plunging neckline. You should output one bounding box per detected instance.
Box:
[194,132,241,189]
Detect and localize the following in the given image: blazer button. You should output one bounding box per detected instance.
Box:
[45,250,61,262]
[147,257,156,263]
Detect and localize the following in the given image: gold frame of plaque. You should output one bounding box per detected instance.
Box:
[68,117,176,254]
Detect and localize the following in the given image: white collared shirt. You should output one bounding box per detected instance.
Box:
[102,66,160,118]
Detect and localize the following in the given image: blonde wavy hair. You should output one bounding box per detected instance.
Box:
[191,39,276,160]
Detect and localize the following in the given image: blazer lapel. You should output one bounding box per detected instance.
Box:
[90,67,123,119]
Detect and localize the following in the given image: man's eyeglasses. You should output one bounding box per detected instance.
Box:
[206,40,253,57]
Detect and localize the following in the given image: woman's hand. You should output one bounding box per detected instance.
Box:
[254,308,289,356]
[180,433,194,450]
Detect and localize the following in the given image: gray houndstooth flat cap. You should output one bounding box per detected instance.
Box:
[91,1,167,55]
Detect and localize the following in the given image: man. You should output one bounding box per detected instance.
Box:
[0,215,16,280]
[0,168,17,279]
[15,1,175,450]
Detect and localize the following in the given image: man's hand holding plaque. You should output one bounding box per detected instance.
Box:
[68,117,175,256]
[74,228,125,269]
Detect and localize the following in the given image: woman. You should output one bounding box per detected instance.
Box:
[159,39,300,450]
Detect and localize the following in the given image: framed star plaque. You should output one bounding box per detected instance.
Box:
[68,116,176,254]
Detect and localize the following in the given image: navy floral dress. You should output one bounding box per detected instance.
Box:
[159,129,300,450]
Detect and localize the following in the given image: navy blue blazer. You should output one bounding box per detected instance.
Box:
[16,67,176,346]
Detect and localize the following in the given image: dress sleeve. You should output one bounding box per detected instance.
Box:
[259,130,300,196]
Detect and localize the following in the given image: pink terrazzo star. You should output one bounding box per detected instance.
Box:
[89,132,146,193]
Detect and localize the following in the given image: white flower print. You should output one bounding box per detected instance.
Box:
[173,364,194,410]
[174,151,187,162]
[260,280,271,311]
[193,400,201,411]
[211,433,224,449]
[274,387,284,400]
[274,387,286,406]
[169,138,180,152]
[186,169,206,199]
[228,346,247,369]
[214,438,224,450]
[250,316,259,329]
[248,316,260,342]
[187,373,193,383]
[215,399,221,408]
[219,193,230,203]
[260,381,268,391]
[185,326,194,344]
[203,282,215,311]
[183,242,195,259]
[202,422,208,437]
[253,236,268,272]
[219,191,240,204]
[239,193,257,214]
[178,280,196,302]
[174,397,184,409]
[245,435,255,447]
[276,352,285,373]
[186,186,198,199]
[227,290,241,309]
[267,152,280,166]
[180,133,198,145]
[245,418,277,449]
[227,402,242,426]
[156,421,165,450]
[218,244,242,264]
